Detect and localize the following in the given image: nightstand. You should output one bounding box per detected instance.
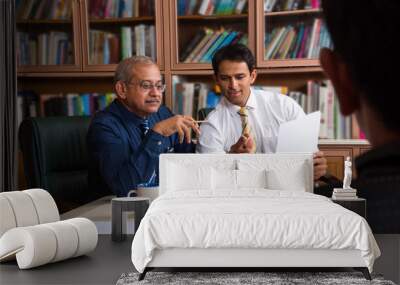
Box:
[111,197,150,242]
[331,198,366,218]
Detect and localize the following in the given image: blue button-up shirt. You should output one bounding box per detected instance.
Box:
[87,100,195,197]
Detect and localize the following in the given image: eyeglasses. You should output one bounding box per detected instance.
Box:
[126,80,166,92]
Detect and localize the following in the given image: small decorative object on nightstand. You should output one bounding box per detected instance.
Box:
[331,198,367,219]
[331,157,366,217]
[111,197,150,242]
[332,157,358,200]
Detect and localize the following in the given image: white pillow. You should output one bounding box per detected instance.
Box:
[167,163,212,191]
[266,165,308,192]
[236,169,267,189]
[212,168,237,190]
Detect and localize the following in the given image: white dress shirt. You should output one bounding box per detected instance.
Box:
[197,88,305,153]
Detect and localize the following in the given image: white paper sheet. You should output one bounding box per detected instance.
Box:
[276,111,321,153]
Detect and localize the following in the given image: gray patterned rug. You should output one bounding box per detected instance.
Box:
[116,271,396,285]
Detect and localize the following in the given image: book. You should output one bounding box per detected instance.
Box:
[265,27,286,59]
[298,25,310,59]
[66,93,78,116]
[39,94,61,116]
[270,27,290,59]
[332,195,359,200]
[200,30,230,62]
[108,33,120,64]
[184,28,213,63]
[192,29,223,62]
[17,91,38,127]
[180,29,206,62]
[121,26,132,59]
[182,83,195,116]
[254,85,288,95]
[149,25,156,60]
[276,27,295,59]
[192,83,201,118]
[173,81,184,115]
[216,30,238,50]
[134,24,146,56]
[292,23,305,58]
[235,0,247,14]
[351,114,361,139]
[197,84,209,115]
[333,192,357,196]
[198,0,211,15]
[264,0,277,12]
[333,189,357,194]
[326,81,335,139]
[187,0,200,15]
[284,28,298,59]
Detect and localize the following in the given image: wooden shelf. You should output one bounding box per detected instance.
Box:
[88,17,154,24]
[171,69,214,75]
[18,71,113,78]
[177,14,248,21]
[263,58,322,68]
[319,139,370,146]
[264,9,322,17]
[17,19,73,25]
[257,66,323,74]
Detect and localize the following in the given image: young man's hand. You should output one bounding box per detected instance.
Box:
[313,151,328,181]
[229,134,255,153]
[152,115,200,144]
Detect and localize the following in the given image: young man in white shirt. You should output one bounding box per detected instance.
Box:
[197,44,327,181]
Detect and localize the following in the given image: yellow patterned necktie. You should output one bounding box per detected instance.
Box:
[238,107,256,153]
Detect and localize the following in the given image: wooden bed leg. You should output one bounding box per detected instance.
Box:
[354,267,371,280]
[138,268,147,281]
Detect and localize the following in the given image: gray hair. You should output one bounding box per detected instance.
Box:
[114,56,155,85]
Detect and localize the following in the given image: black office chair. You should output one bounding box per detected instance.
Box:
[197,107,214,121]
[18,116,101,213]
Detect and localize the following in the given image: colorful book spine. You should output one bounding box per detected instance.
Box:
[200,30,230,62]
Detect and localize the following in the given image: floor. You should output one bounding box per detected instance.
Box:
[373,234,400,284]
[0,235,133,285]
[1,235,398,285]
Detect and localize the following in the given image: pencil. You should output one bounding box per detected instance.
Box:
[195,120,208,123]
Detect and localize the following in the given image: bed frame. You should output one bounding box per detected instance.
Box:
[137,154,372,281]
[139,248,371,280]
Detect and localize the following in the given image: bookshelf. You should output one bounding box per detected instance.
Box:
[16,0,369,183]
[255,0,331,68]
[80,0,164,71]
[16,0,163,74]
[169,0,255,70]
[16,0,82,72]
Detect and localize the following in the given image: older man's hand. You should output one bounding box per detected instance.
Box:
[152,115,200,144]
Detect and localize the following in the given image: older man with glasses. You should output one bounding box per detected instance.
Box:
[87,56,200,197]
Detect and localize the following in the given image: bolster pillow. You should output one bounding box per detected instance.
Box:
[0,218,98,269]
[0,189,59,237]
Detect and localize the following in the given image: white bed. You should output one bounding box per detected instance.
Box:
[131,154,380,280]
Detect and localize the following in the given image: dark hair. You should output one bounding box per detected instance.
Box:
[212,44,255,75]
[322,0,400,132]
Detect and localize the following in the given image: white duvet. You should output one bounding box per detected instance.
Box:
[131,190,380,273]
